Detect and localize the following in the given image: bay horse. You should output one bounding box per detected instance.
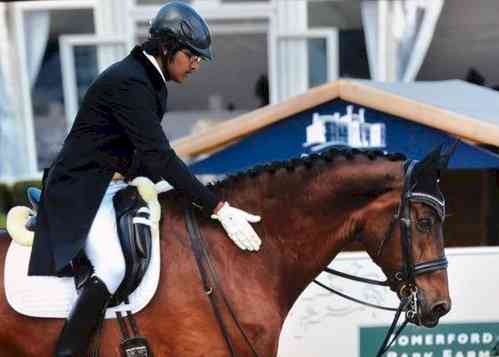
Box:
[0,147,452,356]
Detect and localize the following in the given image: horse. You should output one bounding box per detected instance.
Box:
[0,147,452,356]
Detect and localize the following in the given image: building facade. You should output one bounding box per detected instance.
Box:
[1,0,498,181]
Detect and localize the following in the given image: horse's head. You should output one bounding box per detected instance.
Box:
[360,145,454,327]
[203,145,456,330]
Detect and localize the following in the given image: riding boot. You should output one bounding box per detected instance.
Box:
[54,275,111,357]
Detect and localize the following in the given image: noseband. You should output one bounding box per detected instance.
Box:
[315,159,449,356]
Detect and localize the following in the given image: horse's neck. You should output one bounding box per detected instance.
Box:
[162,158,402,315]
[231,159,403,311]
[255,174,357,308]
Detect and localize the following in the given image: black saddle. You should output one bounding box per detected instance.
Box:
[25,186,153,307]
[109,186,153,307]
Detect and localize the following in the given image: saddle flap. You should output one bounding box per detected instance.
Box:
[133,207,153,258]
[111,187,153,307]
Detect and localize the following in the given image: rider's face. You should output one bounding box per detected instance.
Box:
[165,49,201,83]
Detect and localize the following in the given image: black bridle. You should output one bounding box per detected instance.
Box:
[314,160,449,356]
[397,160,448,289]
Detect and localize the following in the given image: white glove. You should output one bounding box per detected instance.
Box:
[211,202,262,251]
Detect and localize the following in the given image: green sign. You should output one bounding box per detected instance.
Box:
[360,322,499,357]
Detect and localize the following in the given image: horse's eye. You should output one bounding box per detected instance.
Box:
[416,217,434,233]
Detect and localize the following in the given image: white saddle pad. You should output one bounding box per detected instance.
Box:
[4,217,161,320]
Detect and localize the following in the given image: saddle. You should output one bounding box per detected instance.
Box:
[110,186,153,307]
[25,185,154,307]
[25,183,157,356]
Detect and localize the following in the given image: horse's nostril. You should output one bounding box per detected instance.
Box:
[432,301,450,318]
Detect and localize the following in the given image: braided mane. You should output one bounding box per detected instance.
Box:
[160,147,406,212]
[211,147,405,189]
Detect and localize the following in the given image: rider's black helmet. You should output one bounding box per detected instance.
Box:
[149,1,213,60]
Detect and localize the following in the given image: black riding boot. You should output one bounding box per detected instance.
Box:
[54,275,111,357]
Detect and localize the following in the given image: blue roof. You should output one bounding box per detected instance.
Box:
[190,98,499,174]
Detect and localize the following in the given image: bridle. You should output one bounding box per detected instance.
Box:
[392,160,448,309]
[314,160,448,356]
[380,160,448,307]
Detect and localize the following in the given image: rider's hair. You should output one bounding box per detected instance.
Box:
[142,36,180,63]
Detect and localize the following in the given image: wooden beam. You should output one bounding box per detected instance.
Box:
[339,81,499,147]
[173,81,341,158]
[173,79,499,159]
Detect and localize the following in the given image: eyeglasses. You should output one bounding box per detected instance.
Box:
[181,49,201,65]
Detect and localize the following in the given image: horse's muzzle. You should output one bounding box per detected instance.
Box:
[421,299,451,327]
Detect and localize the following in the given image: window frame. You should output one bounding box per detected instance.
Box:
[11,0,133,176]
[12,1,101,176]
[274,28,339,98]
[59,35,127,128]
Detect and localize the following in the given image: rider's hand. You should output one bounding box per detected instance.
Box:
[211,202,262,251]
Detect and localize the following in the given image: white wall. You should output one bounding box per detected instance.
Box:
[278,247,499,356]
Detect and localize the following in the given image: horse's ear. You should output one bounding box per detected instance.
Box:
[438,139,459,170]
[413,144,443,177]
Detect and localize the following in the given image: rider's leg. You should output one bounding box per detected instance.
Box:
[54,180,127,357]
[83,181,127,294]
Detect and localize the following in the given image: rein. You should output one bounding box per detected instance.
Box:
[314,160,448,356]
[184,207,260,357]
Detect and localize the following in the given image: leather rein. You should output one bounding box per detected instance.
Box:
[184,207,260,357]
[313,160,448,356]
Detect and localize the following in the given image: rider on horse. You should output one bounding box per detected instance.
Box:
[26,2,262,356]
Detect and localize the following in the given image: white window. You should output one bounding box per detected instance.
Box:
[273,29,339,102]
[12,1,99,174]
[59,35,127,128]
[11,1,130,175]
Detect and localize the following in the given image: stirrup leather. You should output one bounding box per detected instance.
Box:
[116,310,153,357]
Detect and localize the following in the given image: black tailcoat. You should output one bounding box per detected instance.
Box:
[28,46,218,276]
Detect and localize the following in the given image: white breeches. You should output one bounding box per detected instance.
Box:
[84,180,128,294]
